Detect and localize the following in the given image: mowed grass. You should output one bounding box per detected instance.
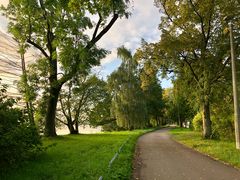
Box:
[170,128,240,168]
[1,129,151,180]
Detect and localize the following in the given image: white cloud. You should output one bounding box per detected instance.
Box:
[101,49,118,65]
[97,0,161,65]
[0,0,172,87]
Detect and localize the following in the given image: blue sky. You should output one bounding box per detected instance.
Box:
[0,0,172,88]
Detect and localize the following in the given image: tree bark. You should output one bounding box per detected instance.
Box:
[68,120,78,134]
[75,119,79,134]
[44,56,60,137]
[44,85,61,137]
[202,99,212,139]
[68,121,77,134]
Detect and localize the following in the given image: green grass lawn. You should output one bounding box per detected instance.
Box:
[1,129,150,180]
[170,128,240,168]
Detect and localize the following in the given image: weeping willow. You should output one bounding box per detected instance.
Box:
[109,46,148,129]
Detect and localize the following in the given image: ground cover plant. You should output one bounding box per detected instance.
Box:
[0,129,150,180]
[170,128,240,168]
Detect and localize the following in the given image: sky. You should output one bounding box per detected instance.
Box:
[0,0,172,88]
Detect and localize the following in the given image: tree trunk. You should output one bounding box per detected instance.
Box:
[75,119,79,134]
[44,54,61,137]
[44,85,61,137]
[68,120,78,134]
[156,116,160,126]
[202,99,212,139]
[68,121,77,134]
[20,47,35,125]
[179,120,183,128]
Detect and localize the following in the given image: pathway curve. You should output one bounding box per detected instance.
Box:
[133,128,240,180]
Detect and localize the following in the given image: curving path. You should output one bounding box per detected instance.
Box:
[133,128,240,180]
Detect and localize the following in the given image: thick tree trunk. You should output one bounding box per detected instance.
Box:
[68,122,77,134]
[68,120,78,134]
[44,54,62,137]
[202,99,212,139]
[44,85,61,137]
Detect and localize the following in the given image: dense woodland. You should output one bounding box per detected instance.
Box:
[0,0,240,168]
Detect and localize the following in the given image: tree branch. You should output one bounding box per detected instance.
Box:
[59,93,69,120]
[180,53,202,88]
[86,13,119,49]
[160,1,187,31]
[92,13,102,40]
[188,0,206,40]
[211,57,230,84]
[56,117,68,126]
[66,83,72,122]
[26,39,49,58]
[60,13,119,85]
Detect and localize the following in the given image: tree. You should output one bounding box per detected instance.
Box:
[57,75,108,134]
[143,76,165,126]
[17,42,36,125]
[108,46,148,129]
[2,0,131,136]
[137,0,233,138]
[135,41,165,126]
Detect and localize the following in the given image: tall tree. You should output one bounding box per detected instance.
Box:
[135,53,165,126]
[143,76,164,126]
[137,0,234,138]
[108,46,148,129]
[2,0,130,136]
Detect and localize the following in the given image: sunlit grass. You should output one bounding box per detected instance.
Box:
[1,129,151,180]
[170,128,240,168]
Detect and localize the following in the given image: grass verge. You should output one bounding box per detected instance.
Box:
[170,128,240,168]
[1,129,151,180]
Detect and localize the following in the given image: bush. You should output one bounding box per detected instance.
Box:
[192,110,234,140]
[102,121,124,131]
[0,81,42,168]
[211,112,234,140]
[192,112,202,131]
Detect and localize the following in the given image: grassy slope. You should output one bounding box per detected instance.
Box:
[170,128,240,168]
[1,130,150,180]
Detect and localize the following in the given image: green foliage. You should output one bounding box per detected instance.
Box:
[162,84,196,127]
[22,58,49,131]
[192,112,202,132]
[1,0,131,136]
[58,75,111,133]
[0,80,42,168]
[108,46,148,130]
[135,49,165,126]
[135,0,240,138]
[192,109,234,140]
[101,121,119,131]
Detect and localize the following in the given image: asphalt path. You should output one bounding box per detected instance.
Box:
[133,128,240,180]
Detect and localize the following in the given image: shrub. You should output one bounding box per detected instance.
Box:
[192,110,234,140]
[211,112,234,140]
[0,81,42,168]
[192,112,202,131]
